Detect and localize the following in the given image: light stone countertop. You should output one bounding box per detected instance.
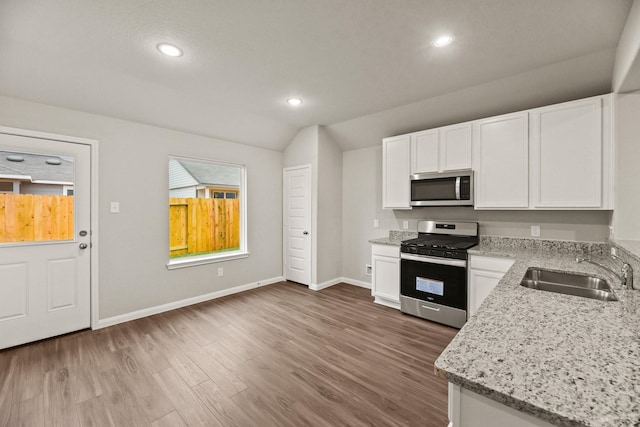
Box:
[369,230,417,246]
[435,243,640,427]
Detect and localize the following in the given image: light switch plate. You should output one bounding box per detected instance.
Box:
[110,202,120,213]
[373,219,379,229]
[531,225,541,237]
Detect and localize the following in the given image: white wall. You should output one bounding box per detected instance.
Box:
[317,127,342,284]
[342,147,387,284]
[613,93,640,240]
[283,126,318,169]
[0,95,283,320]
[283,125,343,286]
[341,146,612,284]
[326,49,615,152]
[613,0,640,93]
[283,126,319,284]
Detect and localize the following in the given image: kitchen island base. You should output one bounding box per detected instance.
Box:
[448,383,556,427]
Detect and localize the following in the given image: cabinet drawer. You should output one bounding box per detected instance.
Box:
[371,244,400,258]
[469,255,514,273]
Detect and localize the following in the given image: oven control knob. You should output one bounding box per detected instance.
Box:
[444,251,454,258]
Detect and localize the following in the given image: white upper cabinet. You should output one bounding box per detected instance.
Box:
[411,123,472,174]
[382,134,411,209]
[530,96,612,209]
[410,129,439,173]
[473,112,529,209]
[439,123,472,171]
[383,94,613,211]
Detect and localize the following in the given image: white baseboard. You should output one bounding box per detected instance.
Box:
[374,297,401,310]
[309,277,342,291]
[341,277,372,289]
[96,276,284,329]
[308,277,372,291]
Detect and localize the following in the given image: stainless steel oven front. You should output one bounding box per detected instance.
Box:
[400,253,467,328]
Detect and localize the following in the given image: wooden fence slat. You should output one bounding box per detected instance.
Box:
[169,197,239,257]
[0,194,74,243]
[0,194,6,242]
[21,194,34,241]
[5,194,16,241]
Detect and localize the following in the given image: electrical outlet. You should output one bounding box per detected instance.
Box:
[373,219,379,229]
[365,264,372,275]
[403,220,409,230]
[217,267,224,277]
[110,202,120,213]
[531,225,540,237]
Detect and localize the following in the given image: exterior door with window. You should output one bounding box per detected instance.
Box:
[0,132,91,349]
[283,165,311,286]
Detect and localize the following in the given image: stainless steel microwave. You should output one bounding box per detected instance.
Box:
[410,170,474,206]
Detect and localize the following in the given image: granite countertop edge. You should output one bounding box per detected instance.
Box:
[435,245,640,427]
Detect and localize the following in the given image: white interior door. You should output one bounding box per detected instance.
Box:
[283,165,311,286]
[0,133,91,350]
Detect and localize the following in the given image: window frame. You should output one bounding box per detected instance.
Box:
[167,155,248,270]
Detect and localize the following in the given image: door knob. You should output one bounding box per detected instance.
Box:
[79,243,88,249]
[303,231,309,235]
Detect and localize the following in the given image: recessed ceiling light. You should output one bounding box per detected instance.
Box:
[287,98,303,106]
[432,35,454,47]
[157,43,183,57]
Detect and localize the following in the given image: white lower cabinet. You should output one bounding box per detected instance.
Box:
[448,383,555,427]
[468,255,515,317]
[371,244,401,309]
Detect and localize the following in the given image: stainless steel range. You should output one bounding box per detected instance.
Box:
[400,220,478,328]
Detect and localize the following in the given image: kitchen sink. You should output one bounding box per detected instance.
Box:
[520,268,618,301]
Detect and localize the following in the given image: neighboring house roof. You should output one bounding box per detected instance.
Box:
[0,151,73,184]
[169,159,240,190]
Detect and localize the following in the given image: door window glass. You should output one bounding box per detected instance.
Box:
[0,150,74,243]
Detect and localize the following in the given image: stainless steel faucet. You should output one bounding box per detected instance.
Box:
[576,253,634,290]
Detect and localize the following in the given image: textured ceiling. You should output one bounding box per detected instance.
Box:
[0,0,633,151]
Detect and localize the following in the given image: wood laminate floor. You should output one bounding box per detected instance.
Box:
[0,282,458,426]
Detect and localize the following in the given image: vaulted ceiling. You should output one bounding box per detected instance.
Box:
[0,0,633,151]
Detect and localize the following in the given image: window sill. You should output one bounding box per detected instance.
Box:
[167,251,250,270]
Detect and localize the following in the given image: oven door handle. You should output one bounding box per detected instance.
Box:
[400,253,467,268]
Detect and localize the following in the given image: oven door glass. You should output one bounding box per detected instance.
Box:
[400,258,466,310]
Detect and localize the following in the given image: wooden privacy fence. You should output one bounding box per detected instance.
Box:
[0,193,74,243]
[169,197,240,257]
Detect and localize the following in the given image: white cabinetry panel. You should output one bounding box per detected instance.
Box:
[411,123,472,174]
[371,244,400,309]
[468,255,514,316]
[448,383,556,427]
[440,123,472,171]
[411,129,439,174]
[473,112,529,208]
[530,97,603,208]
[382,135,411,209]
